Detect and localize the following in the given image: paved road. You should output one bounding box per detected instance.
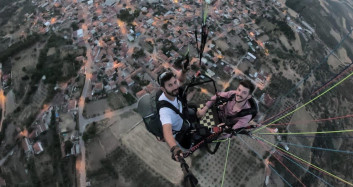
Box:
[76,3,94,187]
[83,103,137,129]
[75,2,140,186]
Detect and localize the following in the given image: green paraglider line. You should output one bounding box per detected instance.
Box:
[259,129,353,135]
[275,141,353,154]
[253,70,353,134]
[254,136,333,186]
[254,135,353,186]
[220,138,231,187]
[203,4,208,25]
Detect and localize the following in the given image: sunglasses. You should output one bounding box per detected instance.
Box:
[158,71,174,85]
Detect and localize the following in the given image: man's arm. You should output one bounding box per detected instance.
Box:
[159,108,178,148]
[163,124,183,162]
[197,105,209,118]
[170,59,189,86]
[197,91,231,118]
[175,69,188,86]
[232,115,252,130]
[162,124,177,149]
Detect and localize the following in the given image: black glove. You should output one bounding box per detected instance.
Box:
[171,145,183,162]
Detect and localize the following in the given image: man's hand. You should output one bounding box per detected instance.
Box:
[171,145,183,162]
[197,106,208,118]
[217,123,225,127]
[218,123,230,129]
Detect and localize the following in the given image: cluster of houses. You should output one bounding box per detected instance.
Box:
[20,108,53,157]
[20,104,80,158]
[27,0,290,109]
[28,0,278,100]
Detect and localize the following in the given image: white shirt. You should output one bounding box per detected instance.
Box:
[158,92,183,131]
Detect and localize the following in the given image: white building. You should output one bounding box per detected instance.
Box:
[77,29,84,38]
[127,34,134,42]
[246,52,257,62]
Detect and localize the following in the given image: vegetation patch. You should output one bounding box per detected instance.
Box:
[132,47,145,59]
[123,93,136,105]
[88,145,173,186]
[107,92,129,110]
[160,39,178,57]
[29,34,83,102]
[265,74,298,98]
[83,122,98,141]
[117,8,140,23]
[0,33,40,63]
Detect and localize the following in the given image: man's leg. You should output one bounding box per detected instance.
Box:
[187,107,199,125]
[175,130,193,149]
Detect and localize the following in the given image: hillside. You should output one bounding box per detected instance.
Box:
[286,0,353,61]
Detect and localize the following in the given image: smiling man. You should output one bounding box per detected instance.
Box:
[157,69,198,161]
[197,80,256,130]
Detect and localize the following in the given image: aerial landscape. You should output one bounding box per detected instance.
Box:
[0,0,353,186]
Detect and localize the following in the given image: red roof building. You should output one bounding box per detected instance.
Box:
[136,89,147,98]
[125,78,135,87]
[145,83,155,93]
[120,86,128,94]
[68,100,77,111]
[223,65,233,75]
[260,93,275,108]
[93,83,103,92]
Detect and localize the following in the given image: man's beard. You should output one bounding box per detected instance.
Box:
[235,95,247,103]
[166,88,179,97]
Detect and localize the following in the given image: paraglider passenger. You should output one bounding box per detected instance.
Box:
[197,80,255,130]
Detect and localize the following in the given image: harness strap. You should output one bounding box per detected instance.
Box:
[206,142,221,154]
[157,100,190,135]
[225,97,258,120]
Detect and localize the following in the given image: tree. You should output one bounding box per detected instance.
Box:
[121,81,128,86]
[132,48,145,59]
[117,9,139,23]
[272,58,279,64]
[191,64,199,71]
[236,45,246,55]
[276,20,295,40]
[71,22,79,31]
[0,33,39,62]
[83,122,97,141]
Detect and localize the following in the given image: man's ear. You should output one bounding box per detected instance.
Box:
[247,94,252,100]
[160,87,166,92]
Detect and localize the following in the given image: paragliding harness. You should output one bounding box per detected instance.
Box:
[221,96,258,122]
[139,87,201,149]
[183,124,258,158]
[199,95,258,155]
[180,73,259,157]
